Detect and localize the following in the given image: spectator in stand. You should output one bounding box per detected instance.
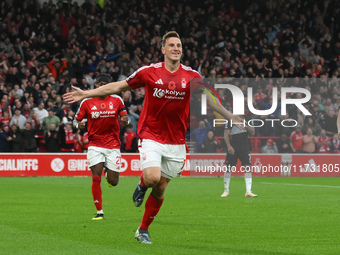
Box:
[59,122,74,152]
[276,134,294,153]
[186,119,212,152]
[132,90,145,106]
[201,130,220,153]
[329,134,340,153]
[302,128,317,153]
[45,123,60,152]
[261,138,278,154]
[324,109,338,137]
[22,122,38,152]
[124,124,137,152]
[316,129,330,153]
[73,129,83,153]
[0,96,12,119]
[26,110,40,130]
[21,103,32,120]
[10,108,26,130]
[0,124,11,152]
[127,106,139,134]
[11,84,24,100]
[302,116,322,136]
[122,90,132,108]
[290,125,303,153]
[8,124,23,152]
[42,108,61,132]
[48,58,68,80]
[62,109,75,125]
[33,101,48,125]
[40,90,50,106]
[0,111,11,126]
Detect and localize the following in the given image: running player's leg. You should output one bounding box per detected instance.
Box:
[222,154,237,197]
[134,166,163,244]
[239,150,257,197]
[91,162,104,220]
[135,176,170,244]
[135,142,185,244]
[105,149,122,187]
[88,147,106,219]
[133,140,162,207]
[140,175,169,229]
[106,169,119,186]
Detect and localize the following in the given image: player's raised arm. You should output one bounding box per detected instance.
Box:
[63,80,130,103]
[206,93,245,129]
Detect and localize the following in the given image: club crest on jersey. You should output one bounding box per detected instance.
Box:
[181,78,186,88]
[91,112,100,119]
[168,81,176,90]
[100,103,106,109]
[109,102,113,109]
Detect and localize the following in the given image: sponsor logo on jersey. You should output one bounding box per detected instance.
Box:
[153,88,185,99]
[91,110,116,119]
[155,79,163,85]
[91,112,100,119]
[168,81,176,90]
[91,106,97,110]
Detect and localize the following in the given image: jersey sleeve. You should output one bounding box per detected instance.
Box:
[116,96,127,116]
[75,100,87,121]
[125,67,146,90]
[191,72,204,95]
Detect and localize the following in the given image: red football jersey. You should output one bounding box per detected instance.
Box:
[126,62,202,144]
[75,95,126,149]
[290,131,303,150]
[316,136,330,153]
[124,131,137,150]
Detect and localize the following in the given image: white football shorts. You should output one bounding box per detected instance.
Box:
[138,139,186,179]
[87,146,122,172]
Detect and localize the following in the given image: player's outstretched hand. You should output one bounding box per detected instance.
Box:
[63,86,85,103]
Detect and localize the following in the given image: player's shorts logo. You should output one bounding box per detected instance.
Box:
[168,81,176,90]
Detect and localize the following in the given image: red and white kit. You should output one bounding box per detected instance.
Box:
[126,62,201,177]
[75,95,127,171]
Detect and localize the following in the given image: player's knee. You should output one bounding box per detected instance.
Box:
[107,176,119,186]
[144,175,160,187]
[109,179,119,186]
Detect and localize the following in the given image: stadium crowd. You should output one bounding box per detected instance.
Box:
[0,0,340,153]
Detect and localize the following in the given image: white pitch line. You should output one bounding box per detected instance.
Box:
[260,182,340,189]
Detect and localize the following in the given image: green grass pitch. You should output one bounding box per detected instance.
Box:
[0,176,339,255]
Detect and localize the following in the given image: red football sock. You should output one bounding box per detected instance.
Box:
[92,175,102,211]
[140,173,147,189]
[140,194,164,230]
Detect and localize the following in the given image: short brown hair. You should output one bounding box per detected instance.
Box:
[161,31,180,47]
